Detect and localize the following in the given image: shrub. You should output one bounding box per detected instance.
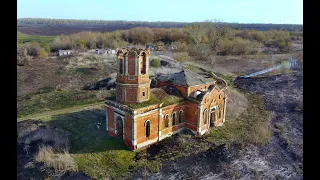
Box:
[43,45,51,53]
[172,52,190,62]
[39,48,48,58]
[35,145,77,173]
[24,42,41,56]
[153,58,161,68]
[218,37,260,55]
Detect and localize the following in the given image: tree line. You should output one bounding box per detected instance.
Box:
[17,21,303,64]
[17,18,302,32]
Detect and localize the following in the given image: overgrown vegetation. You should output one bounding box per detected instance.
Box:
[35,146,77,173]
[153,58,161,68]
[127,89,184,109]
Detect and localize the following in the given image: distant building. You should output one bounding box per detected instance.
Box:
[96,49,106,54]
[57,50,76,56]
[106,49,116,54]
[168,45,177,50]
[146,44,155,50]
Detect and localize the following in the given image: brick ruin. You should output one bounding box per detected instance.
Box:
[105,47,228,150]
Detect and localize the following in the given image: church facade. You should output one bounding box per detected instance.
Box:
[105,47,228,150]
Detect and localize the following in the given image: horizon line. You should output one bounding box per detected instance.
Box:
[17,17,303,25]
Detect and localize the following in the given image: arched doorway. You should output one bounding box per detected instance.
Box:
[210,107,216,127]
[116,116,123,137]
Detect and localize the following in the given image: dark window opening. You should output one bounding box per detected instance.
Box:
[179,111,183,123]
[141,52,146,74]
[119,57,123,75]
[218,104,223,119]
[172,112,176,126]
[165,115,169,128]
[143,92,145,96]
[146,121,150,137]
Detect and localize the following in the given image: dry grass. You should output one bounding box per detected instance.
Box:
[35,145,77,173]
[226,88,249,120]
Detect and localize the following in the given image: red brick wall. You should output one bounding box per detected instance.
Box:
[160,103,188,135]
[126,88,138,102]
[135,111,159,144]
[185,102,199,127]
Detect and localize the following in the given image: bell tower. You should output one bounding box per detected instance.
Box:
[115,47,151,104]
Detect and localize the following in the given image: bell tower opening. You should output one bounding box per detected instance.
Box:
[141,52,146,75]
[115,48,151,103]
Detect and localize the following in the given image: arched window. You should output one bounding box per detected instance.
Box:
[204,109,208,124]
[119,56,123,75]
[172,112,176,126]
[218,104,222,119]
[141,52,146,74]
[179,110,184,123]
[165,114,169,128]
[145,120,150,138]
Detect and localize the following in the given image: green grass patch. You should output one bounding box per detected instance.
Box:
[17,89,115,118]
[153,58,161,68]
[43,108,159,179]
[17,31,55,47]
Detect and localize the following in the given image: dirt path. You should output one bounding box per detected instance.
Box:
[17,102,105,122]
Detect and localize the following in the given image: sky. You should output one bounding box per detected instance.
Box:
[17,0,303,24]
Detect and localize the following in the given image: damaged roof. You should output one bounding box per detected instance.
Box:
[156,69,212,86]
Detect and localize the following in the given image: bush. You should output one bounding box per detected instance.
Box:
[25,42,41,56]
[189,43,212,60]
[43,45,51,53]
[35,145,77,173]
[172,52,190,62]
[39,48,48,58]
[153,58,161,68]
[218,37,260,55]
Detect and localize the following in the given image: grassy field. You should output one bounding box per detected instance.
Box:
[17,31,55,47]
[17,89,115,118]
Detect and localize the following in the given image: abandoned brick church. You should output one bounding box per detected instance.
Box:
[105,47,228,150]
